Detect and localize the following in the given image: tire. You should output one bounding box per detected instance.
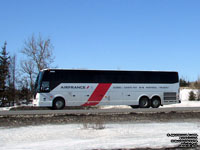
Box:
[139,97,150,108]
[151,97,161,108]
[130,105,139,109]
[53,97,65,110]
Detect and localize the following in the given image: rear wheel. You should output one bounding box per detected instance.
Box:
[139,97,150,108]
[53,97,65,110]
[151,97,161,108]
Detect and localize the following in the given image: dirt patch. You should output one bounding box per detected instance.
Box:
[0,111,200,127]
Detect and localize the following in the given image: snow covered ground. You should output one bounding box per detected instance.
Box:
[0,106,13,111]
[0,122,199,150]
[163,100,200,108]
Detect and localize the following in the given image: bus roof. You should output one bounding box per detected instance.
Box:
[42,68,178,73]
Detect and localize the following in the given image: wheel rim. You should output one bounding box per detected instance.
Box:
[142,100,148,107]
[153,100,159,106]
[152,99,160,107]
[55,100,64,109]
[140,98,149,107]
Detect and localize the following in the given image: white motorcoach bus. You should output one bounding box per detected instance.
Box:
[33,69,180,109]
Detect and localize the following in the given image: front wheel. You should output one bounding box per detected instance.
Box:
[53,97,65,110]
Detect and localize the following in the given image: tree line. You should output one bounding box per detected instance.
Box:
[180,77,200,88]
[0,34,54,107]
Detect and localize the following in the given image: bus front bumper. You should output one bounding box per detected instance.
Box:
[33,98,39,106]
[33,99,52,107]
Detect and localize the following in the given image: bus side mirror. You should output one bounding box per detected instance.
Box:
[41,81,50,91]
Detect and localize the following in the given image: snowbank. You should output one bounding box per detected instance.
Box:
[0,107,13,111]
[163,101,200,108]
[180,89,200,101]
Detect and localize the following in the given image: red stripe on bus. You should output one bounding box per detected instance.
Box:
[82,83,112,106]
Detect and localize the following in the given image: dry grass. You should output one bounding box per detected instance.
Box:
[82,119,105,130]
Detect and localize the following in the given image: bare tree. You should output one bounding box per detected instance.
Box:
[20,34,55,99]
[21,34,54,72]
[21,59,35,92]
[17,76,32,104]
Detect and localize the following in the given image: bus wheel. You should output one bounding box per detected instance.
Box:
[53,97,65,110]
[151,97,161,108]
[139,97,150,108]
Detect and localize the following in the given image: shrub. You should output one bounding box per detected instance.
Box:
[189,91,196,101]
[82,120,105,130]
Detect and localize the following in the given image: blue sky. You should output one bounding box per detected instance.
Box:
[0,0,200,81]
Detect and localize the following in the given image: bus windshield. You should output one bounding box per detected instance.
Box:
[34,71,43,93]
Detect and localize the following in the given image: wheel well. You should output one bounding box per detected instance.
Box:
[151,95,162,105]
[139,96,150,104]
[139,96,150,101]
[151,96,161,102]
